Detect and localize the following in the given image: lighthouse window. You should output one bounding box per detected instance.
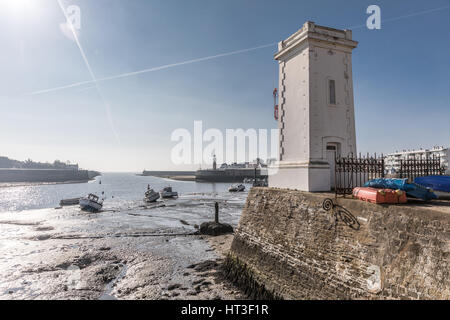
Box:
[329,79,336,105]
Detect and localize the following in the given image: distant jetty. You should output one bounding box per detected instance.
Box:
[0,156,100,183]
[196,158,269,182]
[140,171,195,177]
[141,158,270,183]
[195,168,266,182]
[140,168,267,183]
[0,169,101,183]
[140,171,196,181]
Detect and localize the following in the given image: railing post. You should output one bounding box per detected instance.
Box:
[334,153,338,198]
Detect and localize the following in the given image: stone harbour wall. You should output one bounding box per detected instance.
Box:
[226,187,450,300]
[0,169,90,183]
[195,169,266,183]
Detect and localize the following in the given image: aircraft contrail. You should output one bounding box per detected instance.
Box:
[29,3,450,97]
[56,0,121,144]
[28,41,278,96]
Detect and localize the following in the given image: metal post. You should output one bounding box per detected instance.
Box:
[215,202,219,223]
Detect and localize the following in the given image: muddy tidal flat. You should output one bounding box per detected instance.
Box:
[0,190,247,300]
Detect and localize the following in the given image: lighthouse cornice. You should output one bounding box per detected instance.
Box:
[275,21,358,61]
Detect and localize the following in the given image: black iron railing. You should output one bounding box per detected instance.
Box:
[399,156,444,181]
[335,154,384,197]
[335,153,445,197]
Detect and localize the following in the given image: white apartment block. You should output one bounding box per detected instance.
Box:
[385,146,450,175]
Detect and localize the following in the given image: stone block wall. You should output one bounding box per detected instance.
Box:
[227,188,449,299]
[0,169,90,183]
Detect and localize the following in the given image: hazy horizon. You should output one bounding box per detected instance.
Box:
[1,0,450,172]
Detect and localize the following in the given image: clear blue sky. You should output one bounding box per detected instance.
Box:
[0,0,449,171]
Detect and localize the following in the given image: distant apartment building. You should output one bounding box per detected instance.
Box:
[385,146,450,174]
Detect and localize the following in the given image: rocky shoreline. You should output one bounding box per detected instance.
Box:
[0,227,245,300]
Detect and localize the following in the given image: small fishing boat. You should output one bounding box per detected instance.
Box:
[160,186,178,199]
[59,198,81,206]
[144,187,160,203]
[229,184,245,192]
[79,193,103,212]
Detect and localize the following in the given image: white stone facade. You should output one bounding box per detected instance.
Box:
[269,21,358,191]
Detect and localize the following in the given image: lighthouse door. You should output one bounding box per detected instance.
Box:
[326,144,339,189]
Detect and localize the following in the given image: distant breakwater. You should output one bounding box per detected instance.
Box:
[140,171,195,177]
[141,169,267,183]
[0,169,100,183]
[195,169,266,183]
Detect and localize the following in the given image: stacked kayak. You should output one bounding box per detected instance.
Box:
[414,176,450,199]
[353,187,407,204]
[363,178,437,201]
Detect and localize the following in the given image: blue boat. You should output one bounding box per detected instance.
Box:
[364,178,437,201]
[414,176,450,199]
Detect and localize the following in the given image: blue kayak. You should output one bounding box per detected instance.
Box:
[364,178,437,201]
[414,176,450,193]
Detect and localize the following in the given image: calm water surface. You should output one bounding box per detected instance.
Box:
[0,173,246,213]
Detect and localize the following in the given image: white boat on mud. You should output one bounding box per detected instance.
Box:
[144,186,160,203]
[160,187,178,199]
[79,193,103,212]
[229,184,245,192]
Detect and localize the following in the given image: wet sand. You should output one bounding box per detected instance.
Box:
[0,194,246,300]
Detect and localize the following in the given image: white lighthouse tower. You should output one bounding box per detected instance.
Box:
[269,21,358,192]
